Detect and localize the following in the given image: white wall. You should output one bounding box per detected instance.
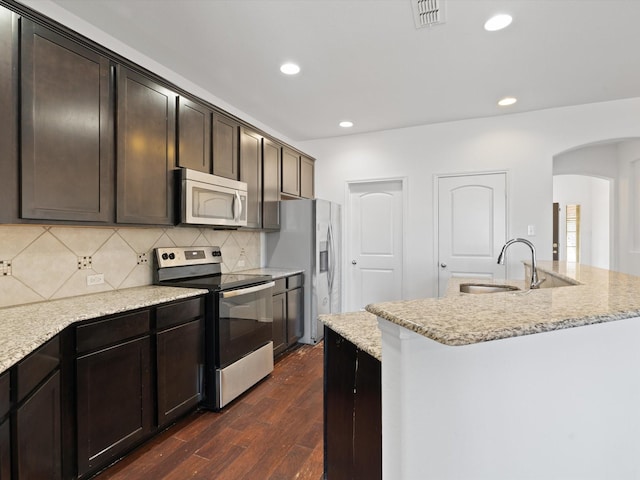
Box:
[300,98,640,300]
[617,140,640,274]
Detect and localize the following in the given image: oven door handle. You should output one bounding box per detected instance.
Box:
[220,281,275,298]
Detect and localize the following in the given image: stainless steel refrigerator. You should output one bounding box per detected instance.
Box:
[265,198,342,344]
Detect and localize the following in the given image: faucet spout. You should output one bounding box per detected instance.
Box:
[497,238,543,289]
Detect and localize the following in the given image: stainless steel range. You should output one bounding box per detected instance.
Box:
[154,246,274,410]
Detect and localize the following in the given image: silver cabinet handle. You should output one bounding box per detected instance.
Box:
[440,263,447,268]
[352,260,357,265]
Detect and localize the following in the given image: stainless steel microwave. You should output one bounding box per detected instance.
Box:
[179,168,248,227]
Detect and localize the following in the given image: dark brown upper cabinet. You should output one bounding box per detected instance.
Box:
[262,137,281,230]
[116,66,176,225]
[212,112,240,180]
[300,155,315,199]
[240,127,263,229]
[177,96,212,173]
[281,147,301,197]
[21,20,114,222]
[0,6,18,224]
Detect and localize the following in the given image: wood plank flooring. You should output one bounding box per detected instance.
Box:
[93,343,324,480]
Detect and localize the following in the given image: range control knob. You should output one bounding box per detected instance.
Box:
[168,253,176,260]
[161,253,169,260]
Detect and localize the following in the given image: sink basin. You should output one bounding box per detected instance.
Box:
[459,283,520,294]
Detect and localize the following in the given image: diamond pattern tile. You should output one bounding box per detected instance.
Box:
[12,232,78,298]
[0,225,46,258]
[0,225,263,307]
[49,227,114,256]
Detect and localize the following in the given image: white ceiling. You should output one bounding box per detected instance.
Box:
[23,0,640,141]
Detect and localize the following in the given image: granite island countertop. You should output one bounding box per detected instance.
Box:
[0,285,208,374]
[319,311,381,361]
[366,261,640,346]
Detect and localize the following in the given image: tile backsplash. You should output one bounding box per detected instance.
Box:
[0,225,261,308]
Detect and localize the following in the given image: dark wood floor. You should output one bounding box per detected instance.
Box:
[93,343,324,480]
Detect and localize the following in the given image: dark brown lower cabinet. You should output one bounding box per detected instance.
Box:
[76,336,152,477]
[324,327,381,480]
[15,371,62,480]
[287,286,303,345]
[0,369,11,480]
[0,417,9,480]
[271,275,304,357]
[272,291,287,356]
[156,317,205,427]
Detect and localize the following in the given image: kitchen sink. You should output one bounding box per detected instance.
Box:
[459,283,520,294]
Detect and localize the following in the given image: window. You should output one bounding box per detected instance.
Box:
[566,204,580,263]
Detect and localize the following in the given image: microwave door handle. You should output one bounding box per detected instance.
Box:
[234,191,242,220]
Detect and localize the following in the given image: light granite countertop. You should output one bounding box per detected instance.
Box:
[236,267,304,279]
[0,286,208,374]
[319,311,381,361]
[366,261,640,346]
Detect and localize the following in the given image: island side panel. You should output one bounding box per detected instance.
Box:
[378,316,640,480]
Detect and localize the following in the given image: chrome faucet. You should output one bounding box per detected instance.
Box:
[497,238,545,289]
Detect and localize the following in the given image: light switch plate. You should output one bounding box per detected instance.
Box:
[527,225,536,236]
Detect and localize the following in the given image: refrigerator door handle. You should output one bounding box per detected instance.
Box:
[327,223,335,292]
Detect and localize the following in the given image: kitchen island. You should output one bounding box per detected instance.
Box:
[323,262,640,480]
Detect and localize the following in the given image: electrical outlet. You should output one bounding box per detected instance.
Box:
[87,273,104,286]
[527,225,536,236]
[137,252,149,265]
[237,258,246,267]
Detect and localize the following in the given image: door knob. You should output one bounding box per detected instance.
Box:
[352,260,357,265]
[440,263,447,268]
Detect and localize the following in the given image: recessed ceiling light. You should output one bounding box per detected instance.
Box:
[280,63,300,75]
[339,121,354,128]
[484,14,512,32]
[498,97,517,107]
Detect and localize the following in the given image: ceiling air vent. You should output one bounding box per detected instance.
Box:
[411,0,445,29]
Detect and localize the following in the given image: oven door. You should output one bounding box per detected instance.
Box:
[217,281,274,368]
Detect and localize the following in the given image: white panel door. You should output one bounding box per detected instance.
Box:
[347,180,403,311]
[437,173,507,296]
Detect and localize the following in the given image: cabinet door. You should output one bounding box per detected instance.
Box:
[300,155,315,199]
[262,138,281,230]
[287,287,303,345]
[76,336,152,477]
[21,20,114,222]
[353,350,382,480]
[117,67,176,225]
[0,6,18,224]
[156,318,204,427]
[0,370,9,480]
[324,328,357,480]
[178,96,211,173]
[281,147,300,197]
[272,292,287,356]
[15,371,61,480]
[0,417,8,480]
[240,127,262,229]
[212,113,239,180]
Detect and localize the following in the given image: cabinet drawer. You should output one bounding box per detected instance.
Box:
[77,310,150,354]
[0,371,9,418]
[156,296,205,330]
[287,274,303,289]
[273,278,286,295]
[16,336,60,403]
